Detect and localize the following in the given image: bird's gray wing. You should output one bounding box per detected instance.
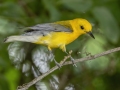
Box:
[23,23,72,36]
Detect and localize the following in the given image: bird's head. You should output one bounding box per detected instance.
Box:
[73,18,95,39]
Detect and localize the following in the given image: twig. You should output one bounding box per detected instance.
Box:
[17,47,120,90]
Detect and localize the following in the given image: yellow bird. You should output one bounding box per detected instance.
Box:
[4,18,95,67]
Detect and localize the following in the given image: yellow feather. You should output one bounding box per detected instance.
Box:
[34,18,93,52]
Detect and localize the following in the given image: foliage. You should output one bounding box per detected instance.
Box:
[0,0,120,90]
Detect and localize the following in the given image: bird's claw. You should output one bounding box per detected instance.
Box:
[53,59,61,69]
[70,57,77,67]
[55,62,61,69]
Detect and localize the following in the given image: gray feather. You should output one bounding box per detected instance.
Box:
[4,36,40,43]
[23,23,72,36]
[4,23,72,43]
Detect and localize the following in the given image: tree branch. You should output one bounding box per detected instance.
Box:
[17,47,120,90]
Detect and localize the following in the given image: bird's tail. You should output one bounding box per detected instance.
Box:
[4,36,40,43]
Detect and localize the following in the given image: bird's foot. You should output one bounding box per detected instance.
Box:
[70,57,77,67]
[53,59,61,69]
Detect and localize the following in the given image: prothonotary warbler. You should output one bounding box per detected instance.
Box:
[4,18,95,67]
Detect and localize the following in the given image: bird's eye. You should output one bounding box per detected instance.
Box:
[80,25,84,30]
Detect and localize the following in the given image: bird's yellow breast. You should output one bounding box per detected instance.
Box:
[34,18,92,51]
[35,31,81,49]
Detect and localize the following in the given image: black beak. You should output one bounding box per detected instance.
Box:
[87,31,95,39]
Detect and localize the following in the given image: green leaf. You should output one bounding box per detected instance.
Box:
[92,7,120,44]
[0,2,26,17]
[60,0,92,13]
[5,68,20,90]
[0,18,17,35]
[92,77,106,90]
[83,35,109,70]
[0,75,9,90]
[42,0,60,21]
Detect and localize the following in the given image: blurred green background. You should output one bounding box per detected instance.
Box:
[0,0,120,90]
